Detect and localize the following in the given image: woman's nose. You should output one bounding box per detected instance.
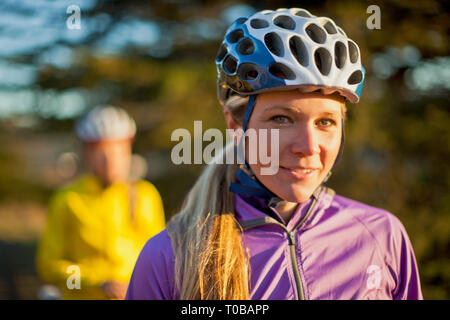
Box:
[290,124,320,156]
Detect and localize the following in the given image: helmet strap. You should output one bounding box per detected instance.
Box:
[242,94,257,132]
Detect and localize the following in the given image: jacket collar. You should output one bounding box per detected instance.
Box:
[234,186,335,231]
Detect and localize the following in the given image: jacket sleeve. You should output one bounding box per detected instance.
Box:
[388,215,423,300]
[35,190,111,289]
[126,229,176,300]
[36,191,75,287]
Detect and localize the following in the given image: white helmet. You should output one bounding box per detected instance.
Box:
[216,8,365,105]
[75,105,136,142]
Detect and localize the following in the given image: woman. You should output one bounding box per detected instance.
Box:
[126,8,422,300]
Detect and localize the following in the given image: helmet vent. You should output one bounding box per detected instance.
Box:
[294,9,312,18]
[216,44,227,62]
[348,70,363,84]
[273,15,296,30]
[323,20,337,34]
[289,36,309,67]
[334,41,347,69]
[264,32,284,57]
[238,63,259,80]
[223,55,237,74]
[237,38,255,55]
[250,18,269,29]
[305,24,327,44]
[348,41,359,63]
[227,29,244,44]
[269,62,296,80]
[314,48,332,76]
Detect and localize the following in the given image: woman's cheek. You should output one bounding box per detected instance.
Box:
[323,133,341,167]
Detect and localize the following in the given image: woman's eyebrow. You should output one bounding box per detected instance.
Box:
[263,105,299,113]
[263,106,340,117]
[318,111,340,118]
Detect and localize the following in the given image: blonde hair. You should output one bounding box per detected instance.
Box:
[167,96,250,300]
[167,92,346,300]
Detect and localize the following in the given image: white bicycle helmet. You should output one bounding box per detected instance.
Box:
[216,8,365,105]
[75,105,136,142]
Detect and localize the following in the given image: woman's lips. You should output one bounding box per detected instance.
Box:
[280,166,319,180]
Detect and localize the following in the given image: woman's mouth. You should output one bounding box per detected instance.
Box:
[280,166,319,180]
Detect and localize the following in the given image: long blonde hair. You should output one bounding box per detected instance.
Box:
[167,96,250,300]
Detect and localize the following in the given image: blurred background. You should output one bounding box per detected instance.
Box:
[0,0,448,299]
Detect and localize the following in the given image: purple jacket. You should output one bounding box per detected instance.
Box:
[126,187,423,300]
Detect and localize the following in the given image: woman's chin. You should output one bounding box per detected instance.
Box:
[272,185,318,203]
[256,171,325,203]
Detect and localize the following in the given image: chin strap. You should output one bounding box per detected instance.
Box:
[229,165,278,200]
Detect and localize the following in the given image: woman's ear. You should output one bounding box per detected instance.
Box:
[223,107,241,131]
[223,107,242,130]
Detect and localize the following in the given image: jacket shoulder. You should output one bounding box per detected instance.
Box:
[139,229,175,280]
[141,228,174,258]
[332,194,403,229]
[332,195,410,260]
[332,195,401,227]
[127,228,176,299]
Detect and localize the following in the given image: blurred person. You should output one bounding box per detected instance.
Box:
[126,8,422,300]
[36,105,166,299]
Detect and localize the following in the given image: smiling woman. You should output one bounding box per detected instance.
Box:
[126,8,423,300]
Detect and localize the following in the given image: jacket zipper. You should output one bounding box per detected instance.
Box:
[283,195,318,300]
[288,230,305,300]
[239,190,321,300]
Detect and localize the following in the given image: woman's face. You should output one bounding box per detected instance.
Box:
[84,139,132,185]
[244,90,344,203]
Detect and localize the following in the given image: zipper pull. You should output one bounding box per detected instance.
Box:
[288,231,296,246]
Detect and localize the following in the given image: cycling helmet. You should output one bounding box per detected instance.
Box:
[75,105,136,142]
[216,8,364,106]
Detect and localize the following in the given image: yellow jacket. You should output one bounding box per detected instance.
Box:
[36,174,165,299]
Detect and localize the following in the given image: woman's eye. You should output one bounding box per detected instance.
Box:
[270,115,290,124]
[316,118,337,127]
